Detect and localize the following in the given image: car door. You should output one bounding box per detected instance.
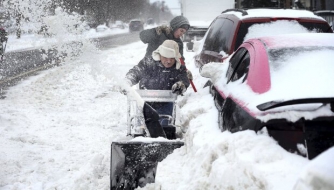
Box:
[219,47,255,132]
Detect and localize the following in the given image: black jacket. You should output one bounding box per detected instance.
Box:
[126,57,190,90]
[140,28,185,60]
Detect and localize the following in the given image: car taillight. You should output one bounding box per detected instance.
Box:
[270,18,300,21]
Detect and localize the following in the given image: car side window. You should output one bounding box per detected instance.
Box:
[203,18,225,51]
[226,47,250,83]
[203,18,234,54]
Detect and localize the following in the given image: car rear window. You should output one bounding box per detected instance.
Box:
[235,21,332,51]
[298,21,332,32]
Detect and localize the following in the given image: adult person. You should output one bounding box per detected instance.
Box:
[139,15,190,60]
[123,40,190,115]
[140,16,197,92]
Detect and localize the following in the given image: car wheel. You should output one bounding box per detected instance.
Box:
[218,110,225,131]
[220,98,236,132]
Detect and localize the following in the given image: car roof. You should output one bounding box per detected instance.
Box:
[250,33,334,49]
[130,19,141,22]
[314,10,334,14]
[221,8,326,21]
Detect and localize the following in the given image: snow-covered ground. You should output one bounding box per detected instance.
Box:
[5,23,157,52]
[5,27,128,52]
[1,24,334,190]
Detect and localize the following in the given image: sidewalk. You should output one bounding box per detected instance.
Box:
[5,24,158,52]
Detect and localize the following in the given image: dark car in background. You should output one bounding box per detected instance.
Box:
[192,8,333,68]
[200,33,334,159]
[129,19,144,32]
[183,25,208,47]
[315,10,334,30]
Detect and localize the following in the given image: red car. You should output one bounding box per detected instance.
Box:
[194,8,333,68]
[200,33,334,159]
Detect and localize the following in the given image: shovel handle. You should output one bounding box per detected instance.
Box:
[190,80,197,92]
[180,58,197,93]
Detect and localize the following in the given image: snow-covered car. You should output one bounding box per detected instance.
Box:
[200,33,334,159]
[96,24,109,32]
[315,10,334,30]
[194,8,333,68]
[113,20,126,29]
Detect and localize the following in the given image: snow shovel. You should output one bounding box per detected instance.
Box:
[111,91,184,189]
[180,58,197,92]
[142,102,167,138]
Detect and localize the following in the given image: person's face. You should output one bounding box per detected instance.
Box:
[173,28,187,39]
[160,55,176,68]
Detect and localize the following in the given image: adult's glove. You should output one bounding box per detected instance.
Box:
[186,70,193,80]
[155,25,172,35]
[118,79,133,95]
[172,81,186,95]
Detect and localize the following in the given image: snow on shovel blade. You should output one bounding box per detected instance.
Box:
[110,141,184,189]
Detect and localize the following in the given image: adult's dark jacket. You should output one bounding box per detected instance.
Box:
[126,57,190,90]
[140,28,185,60]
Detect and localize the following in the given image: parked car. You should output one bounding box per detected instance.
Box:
[200,33,334,159]
[183,25,208,43]
[192,8,333,68]
[96,24,109,32]
[129,19,144,32]
[113,20,126,29]
[147,18,154,25]
[315,10,334,30]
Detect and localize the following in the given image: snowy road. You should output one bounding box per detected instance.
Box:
[1,32,140,93]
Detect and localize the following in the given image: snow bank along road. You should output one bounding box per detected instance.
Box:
[0,32,140,94]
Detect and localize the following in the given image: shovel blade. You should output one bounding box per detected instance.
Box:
[143,102,167,138]
[110,141,184,189]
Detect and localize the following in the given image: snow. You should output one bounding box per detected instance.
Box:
[244,20,312,42]
[229,8,325,20]
[201,33,334,124]
[6,26,130,52]
[1,12,334,190]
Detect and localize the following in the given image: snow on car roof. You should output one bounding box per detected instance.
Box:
[258,33,334,49]
[226,8,325,20]
[243,20,313,42]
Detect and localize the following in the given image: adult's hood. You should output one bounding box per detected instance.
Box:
[170,16,190,32]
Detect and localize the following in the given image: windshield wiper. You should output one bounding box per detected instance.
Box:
[257,98,334,112]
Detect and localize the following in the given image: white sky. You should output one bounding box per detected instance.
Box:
[1,9,334,190]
